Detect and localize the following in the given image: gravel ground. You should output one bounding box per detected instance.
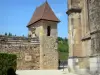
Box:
[16,69,78,75]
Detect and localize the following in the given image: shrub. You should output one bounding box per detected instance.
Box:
[0,53,17,75]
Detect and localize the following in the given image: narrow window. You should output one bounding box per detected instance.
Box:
[47,26,51,36]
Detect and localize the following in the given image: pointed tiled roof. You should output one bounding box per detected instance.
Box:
[27,1,60,27]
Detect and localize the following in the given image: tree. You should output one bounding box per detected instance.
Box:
[5,33,7,36]
[58,37,63,41]
[8,33,12,37]
[58,37,69,60]
[22,35,24,37]
[64,37,68,41]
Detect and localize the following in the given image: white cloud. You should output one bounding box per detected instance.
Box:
[56,12,63,18]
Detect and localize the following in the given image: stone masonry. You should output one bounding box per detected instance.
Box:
[0,35,40,70]
[40,36,58,69]
[67,0,100,74]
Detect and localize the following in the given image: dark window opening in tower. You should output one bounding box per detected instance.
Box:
[47,26,51,36]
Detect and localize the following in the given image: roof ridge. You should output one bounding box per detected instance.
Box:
[41,2,47,19]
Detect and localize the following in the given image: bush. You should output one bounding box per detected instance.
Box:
[0,53,17,75]
[58,37,69,60]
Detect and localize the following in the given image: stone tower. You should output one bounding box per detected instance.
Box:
[27,1,60,69]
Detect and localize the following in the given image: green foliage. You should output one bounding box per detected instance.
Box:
[4,32,13,37]
[5,33,7,36]
[59,52,69,60]
[8,33,12,37]
[0,53,17,75]
[58,37,69,52]
[58,37,64,41]
[58,37,69,60]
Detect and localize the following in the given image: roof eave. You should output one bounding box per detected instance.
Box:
[27,19,41,28]
[27,19,60,28]
[42,19,60,23]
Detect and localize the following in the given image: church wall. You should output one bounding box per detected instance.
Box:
[89,0,100,55]
[88,0,100,73]
[68,14,74,57]
[67,0,91,74]
[72,13,82,57]
[67,0,100,74]
[81,0,91,57]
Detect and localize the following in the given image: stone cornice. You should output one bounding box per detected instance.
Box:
[81,32,91,41]
[81,36,91,41]
[90,30,100,35]
[66,8,81,15]
[68,55,99,59]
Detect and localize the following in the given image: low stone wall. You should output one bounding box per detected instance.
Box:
[0,36,40,70]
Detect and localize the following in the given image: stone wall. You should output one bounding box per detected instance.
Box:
[67,0,91,73]
[89,0,100,33]
[40,36,58,69]
[88,0,100,73]
[42,20,58,37]
[67,0,100,74]
[0,35,40,70]
[68,0,81,9]
[28,20,43,38]
[67,0,83,57]
[88,0,100,55]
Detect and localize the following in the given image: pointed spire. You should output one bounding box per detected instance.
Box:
[27,1,60,27]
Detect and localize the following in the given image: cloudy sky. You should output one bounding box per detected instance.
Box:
[0,0,68,38]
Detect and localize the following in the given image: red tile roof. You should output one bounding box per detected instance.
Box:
[27,1,60,27]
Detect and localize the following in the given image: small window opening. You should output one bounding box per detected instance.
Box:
[47,26,51,36]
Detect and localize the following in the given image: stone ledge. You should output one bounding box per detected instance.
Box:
[66,8,81,15]
[68,55,100,59]
[81,33,91,41]
[90,30,100,35]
